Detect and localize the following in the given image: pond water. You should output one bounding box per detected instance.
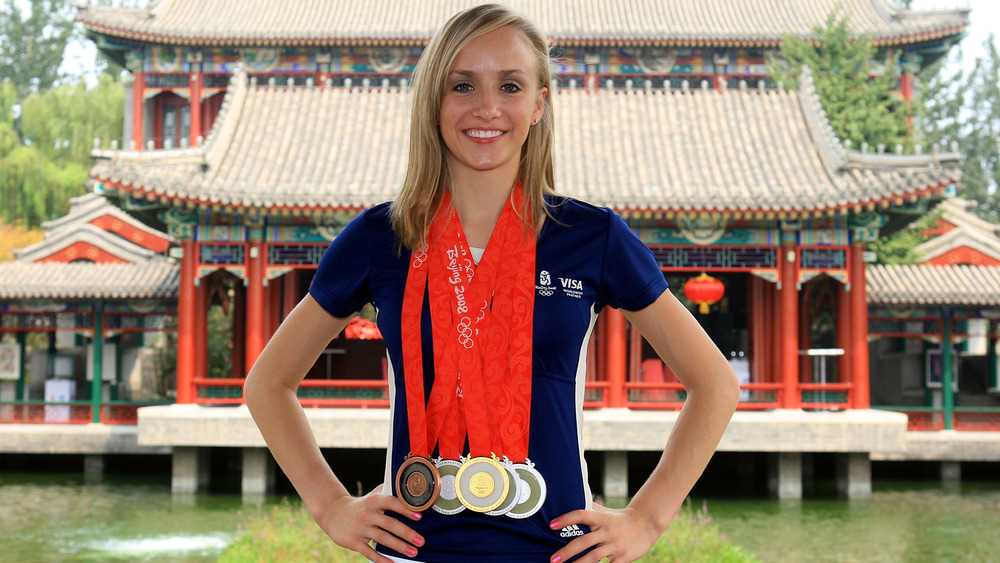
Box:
[2,471,999,562]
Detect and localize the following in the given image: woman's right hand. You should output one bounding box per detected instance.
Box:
[311,484,425,563]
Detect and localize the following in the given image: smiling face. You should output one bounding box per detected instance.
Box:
[439,26,548,188]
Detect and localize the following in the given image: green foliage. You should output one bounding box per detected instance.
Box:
[208,302,234,379]
[639,501,760,562]
[768,8,909,150]
[218,499,758,563]
[0,74,125,226]
[20,73,125,164]
[867,210,941,265]
[219,500,366,563]
[0,0,74,100]
[915,36,1000,224]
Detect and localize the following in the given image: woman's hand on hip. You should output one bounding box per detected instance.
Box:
[548,504,664,563]
[311,484,425,563]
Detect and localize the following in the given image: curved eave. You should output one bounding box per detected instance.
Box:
[612,182,954,218]
[97,176,955,220]
[78,23,968,50]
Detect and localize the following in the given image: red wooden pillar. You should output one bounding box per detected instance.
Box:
[189,71,202,145]
[132,70,145,150]
[900,72,914,104]
[231,282,247,378]
[605,308,628,408]
[837,281,851,386]
[245,240,267,371]
[177,239,196,404]
[194,273,208,381]
[780,244,800,408]
[849,244,871,408]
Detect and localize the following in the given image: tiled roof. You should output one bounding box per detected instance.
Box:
[915,198,1000,263]
[15,224,157,263]
[76,0,968,47]
[41,193,175,245]
[90,68,961,216]
[866,264,1000,307]
[0,261,179,300]
[0,193,178,301]
[15,192,175,262]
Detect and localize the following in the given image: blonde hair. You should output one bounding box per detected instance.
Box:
[390,3,555,251]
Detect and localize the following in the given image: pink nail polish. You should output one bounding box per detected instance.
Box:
[551,556,562,563]
[549,520,561,529]
[412,511,422,520]
[413,536,424,546]
[406,547,418,557]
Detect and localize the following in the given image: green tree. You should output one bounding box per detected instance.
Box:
[914,36,1000,224]
[0,0,74,100]
[768,8,910,150]
[0,75,125,226]
[866,210,941,265]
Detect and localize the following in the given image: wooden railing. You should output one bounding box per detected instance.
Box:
[0,401,172,425]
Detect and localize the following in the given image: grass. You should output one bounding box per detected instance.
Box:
[218,499,759,563]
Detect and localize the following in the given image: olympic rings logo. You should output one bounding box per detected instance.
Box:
[412,251,427,268]
[457,316,475,349]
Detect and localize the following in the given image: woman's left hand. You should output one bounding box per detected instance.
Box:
[548,504,665,563]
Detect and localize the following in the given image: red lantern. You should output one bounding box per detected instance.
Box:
[683,273,725,314]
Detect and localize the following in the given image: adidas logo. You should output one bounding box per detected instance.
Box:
[559,524,584,538]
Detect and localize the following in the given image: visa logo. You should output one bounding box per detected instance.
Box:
[559,277,583,290]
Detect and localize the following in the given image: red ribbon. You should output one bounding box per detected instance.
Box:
[400,186,536,462]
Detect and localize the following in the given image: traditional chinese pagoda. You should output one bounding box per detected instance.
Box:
[2,0,990,498]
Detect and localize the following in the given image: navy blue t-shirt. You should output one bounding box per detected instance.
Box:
[309,196,668,562]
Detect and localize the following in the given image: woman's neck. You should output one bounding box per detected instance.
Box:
[450,173,516,248]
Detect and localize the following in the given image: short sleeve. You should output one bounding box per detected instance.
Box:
[599,211,669,311]
[308,209,377,318]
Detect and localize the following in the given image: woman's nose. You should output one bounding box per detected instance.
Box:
[472,90,501,120]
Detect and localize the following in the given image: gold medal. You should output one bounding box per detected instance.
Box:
[395,456,442,512]
[506,461,547,519]
[455,456,509,513]
[432,458,465,515]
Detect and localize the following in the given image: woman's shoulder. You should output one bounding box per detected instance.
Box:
[545,195,615,222]
[544,196,619,236]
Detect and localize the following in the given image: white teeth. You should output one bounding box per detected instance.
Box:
[466,129,503,139]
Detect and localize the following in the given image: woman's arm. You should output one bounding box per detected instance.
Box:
[244,294,425,563]
[549,289,740,563]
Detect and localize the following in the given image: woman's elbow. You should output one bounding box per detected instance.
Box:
[718,363,741,413]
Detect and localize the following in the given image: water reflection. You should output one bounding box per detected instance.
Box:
[705,482,1000,562]
[2,472,998,562]
[0,472,271,562]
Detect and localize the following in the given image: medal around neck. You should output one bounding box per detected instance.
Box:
[506,461,547,519]
[432,458,466,515]
[395,456,442,512]
[455,456,510,513]
[485,460,522,516]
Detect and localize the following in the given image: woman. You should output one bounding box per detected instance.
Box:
[244,4,740,563]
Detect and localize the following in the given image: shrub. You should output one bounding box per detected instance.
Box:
[219,498,758,563]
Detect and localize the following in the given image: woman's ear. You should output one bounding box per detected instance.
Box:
[533,87,548,124]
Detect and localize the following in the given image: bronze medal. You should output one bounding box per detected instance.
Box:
[455,456,509,513]
[506,461,547,519]
[395,456,442,512]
